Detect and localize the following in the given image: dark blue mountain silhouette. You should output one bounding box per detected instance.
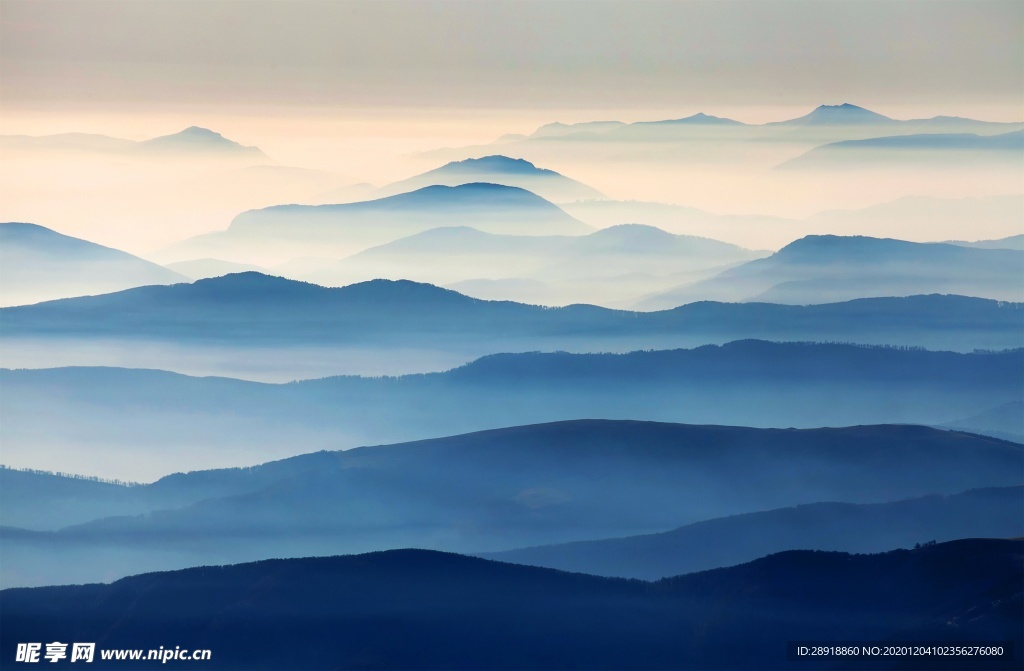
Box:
[2,539,1020,669]
[484,486,1024,579]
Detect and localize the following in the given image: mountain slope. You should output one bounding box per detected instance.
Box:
[484,486,1024,579]
[162,183,591,263]
[780,129,1024,169]
[0,223,187,306]
[273,224,766,299]
[2,539,1020,670]
[136,126,265,157]
[639,235,1024,307]
[772,103,897,126]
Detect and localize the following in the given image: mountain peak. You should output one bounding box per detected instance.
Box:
[781,104,894,125]
[140,127,264,155]
[443,155,543,174]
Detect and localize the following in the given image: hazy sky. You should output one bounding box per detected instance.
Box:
[2,0,1022,252]
[2,0,1022,123]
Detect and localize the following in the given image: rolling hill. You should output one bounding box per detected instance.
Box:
[1,420,1021,587]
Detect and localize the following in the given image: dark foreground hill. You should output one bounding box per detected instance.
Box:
[2,539,1020,670]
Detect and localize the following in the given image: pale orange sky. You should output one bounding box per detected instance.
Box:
[1,0,1022,252]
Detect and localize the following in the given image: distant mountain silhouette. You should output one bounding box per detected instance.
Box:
[163,257,269,280]
[374,155,604,202]
[0,132,137,153]
[780,129,1024,168]
[634,112,746,126]
[272,224,765,301]
[484,486,1024,579]
[2,539,1020,669]
[3,419,1021,586]
[2,274,1021,354]
[0,127,267,159]
[163,183,591,263]
[528,120,627,138]
[772,103,896,126]
[946,234,1024,251]
[639,235,1024,307]
[563,194,1024,251]
[0,223,187,306]
[136,126,266,156]
[940,401,1024,443]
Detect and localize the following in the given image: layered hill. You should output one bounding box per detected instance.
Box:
[2,421,1021,587]
[2,343,1021,480]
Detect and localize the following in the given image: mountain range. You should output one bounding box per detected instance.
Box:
[638,235,1024,308]
[780,129,1024,169]
[3,272,1021,355]
[0,126,266,159]
[2,420,1020,586]
[2,343,1020,480]
[2,539,1020,669]
[271,224,767,304]
[422,104,1024,163]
